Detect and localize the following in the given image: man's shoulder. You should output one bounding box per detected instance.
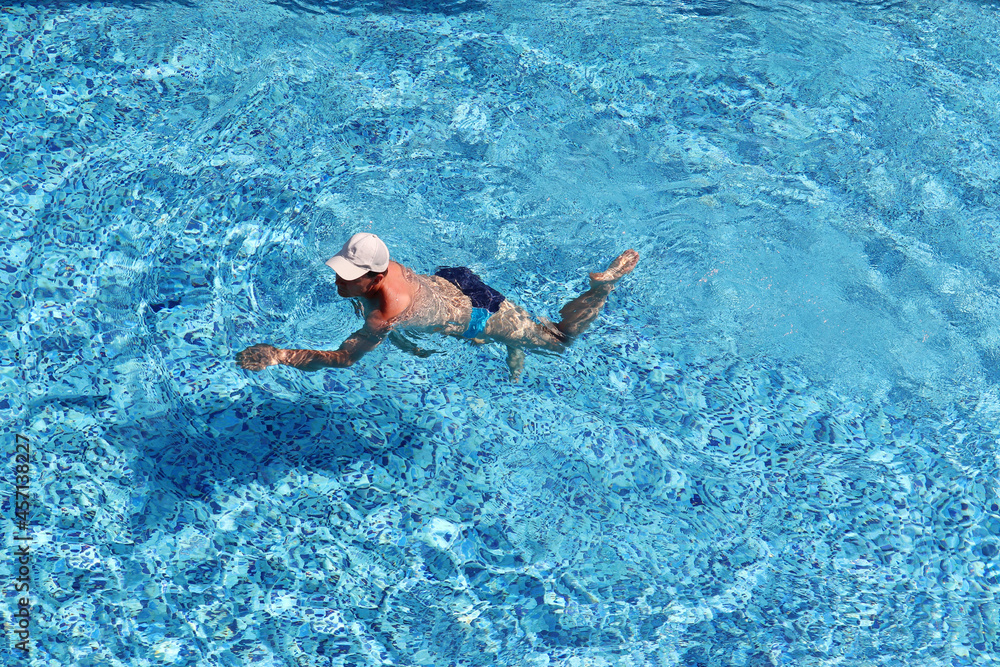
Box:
[363,312,394,334]
[392,262,428,284]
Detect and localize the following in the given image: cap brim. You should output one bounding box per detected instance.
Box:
[325,256,367,281]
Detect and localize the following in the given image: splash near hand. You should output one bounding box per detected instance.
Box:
[236,344,282,371]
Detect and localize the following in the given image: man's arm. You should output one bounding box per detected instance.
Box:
[236,324,388,372]
[387,331,441,358]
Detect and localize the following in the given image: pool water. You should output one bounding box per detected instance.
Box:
[4,0,1000,665]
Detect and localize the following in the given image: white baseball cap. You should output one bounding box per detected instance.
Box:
[325,233,390,280]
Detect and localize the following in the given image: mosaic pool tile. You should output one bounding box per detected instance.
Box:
[5,0,1000,666]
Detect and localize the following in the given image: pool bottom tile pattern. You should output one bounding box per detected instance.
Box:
[10,348,999,666]
[5,0,1000,665]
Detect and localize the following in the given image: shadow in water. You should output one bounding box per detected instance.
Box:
[106,392,420,537]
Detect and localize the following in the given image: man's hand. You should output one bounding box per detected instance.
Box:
[237,323,386,373]
[236,344,283,371]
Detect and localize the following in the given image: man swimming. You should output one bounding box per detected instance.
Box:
[235,233,639,381]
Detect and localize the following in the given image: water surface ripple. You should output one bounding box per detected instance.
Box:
[3,0,999,665]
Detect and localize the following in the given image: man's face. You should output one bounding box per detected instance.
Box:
[335,272,378,298]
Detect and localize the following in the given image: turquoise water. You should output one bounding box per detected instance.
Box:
[4,0,1000,664]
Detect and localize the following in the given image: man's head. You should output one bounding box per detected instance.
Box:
[326,233,389,279]
[326,233,390,297]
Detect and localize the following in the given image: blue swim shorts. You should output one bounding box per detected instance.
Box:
[434,266,506,339]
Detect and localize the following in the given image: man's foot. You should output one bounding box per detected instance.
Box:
[554,250,639,341]
[589,249,639,286]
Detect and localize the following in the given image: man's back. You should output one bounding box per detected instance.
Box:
[358,262,475,337]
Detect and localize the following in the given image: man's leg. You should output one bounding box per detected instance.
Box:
[506,346,526,382]
[483,302,565,350]
[484,250,638,380]
[556,249,639,340]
